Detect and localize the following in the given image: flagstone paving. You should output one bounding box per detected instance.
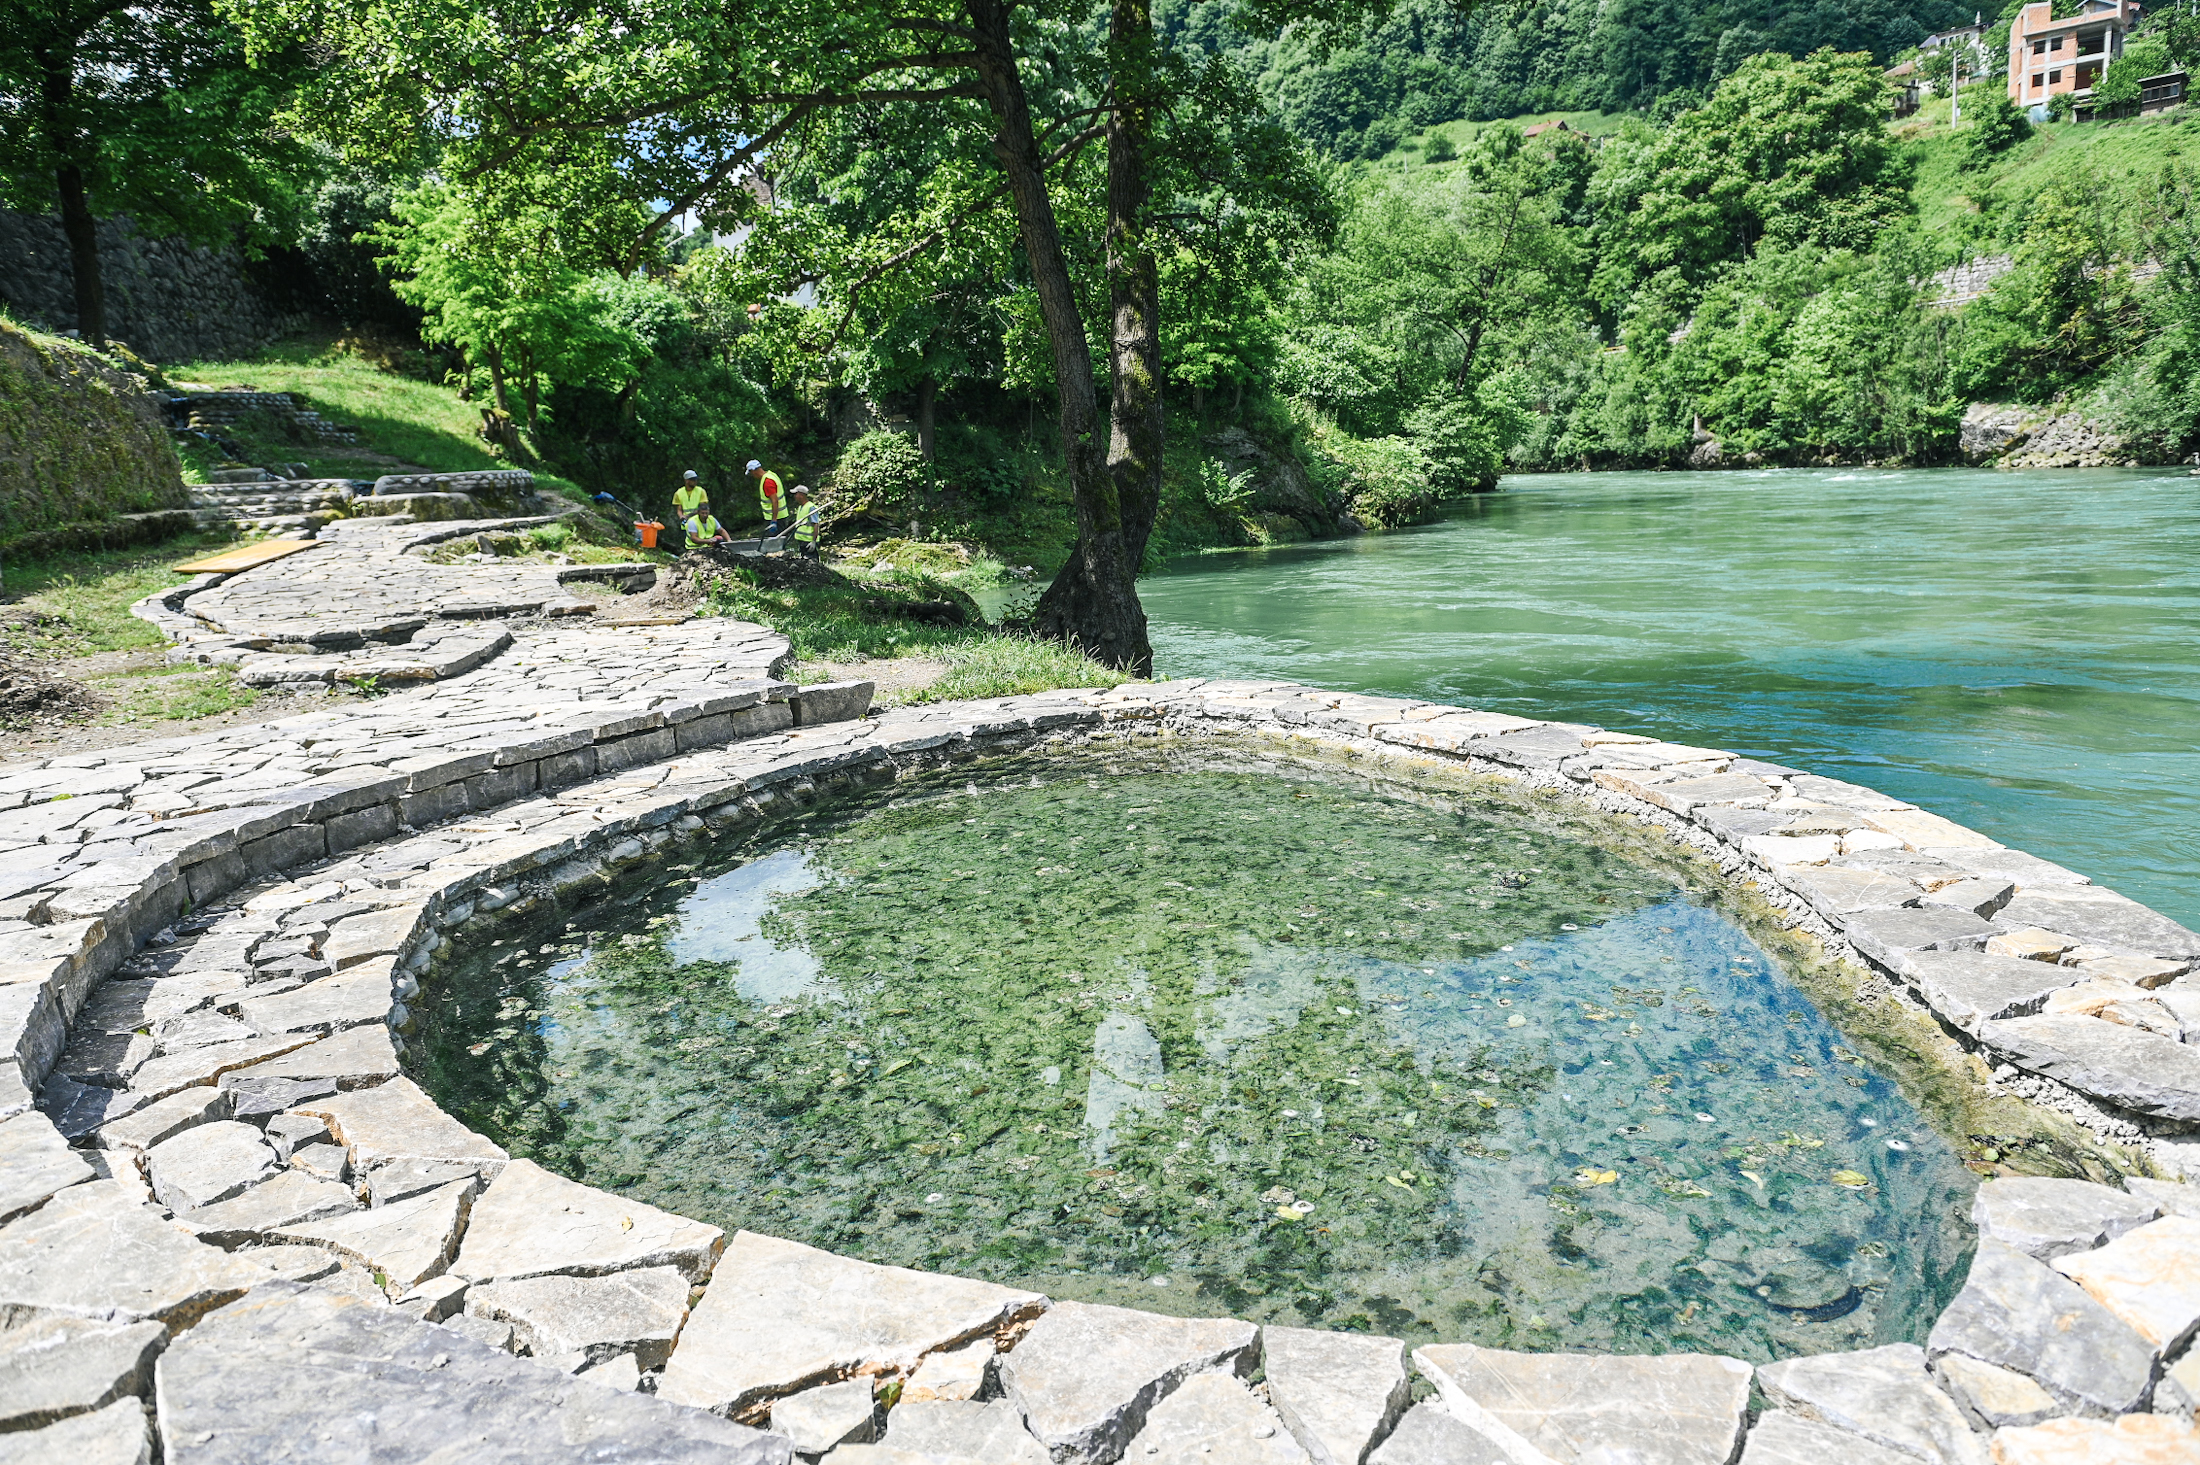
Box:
[0,512,2195,1462]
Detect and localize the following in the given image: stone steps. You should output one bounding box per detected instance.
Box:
[176,391,359,445]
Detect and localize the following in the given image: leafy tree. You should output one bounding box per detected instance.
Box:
[1286,125,1585,436]
[1422,131,1458,163]
[1953,167,2147,400]
[1590,50,1911,307]
[2094,37,2173,109]
[373,184,654,429]
[241,0,1350,674]
[0,0,312,344]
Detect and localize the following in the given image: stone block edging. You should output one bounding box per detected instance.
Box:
[3,679,2197,1463]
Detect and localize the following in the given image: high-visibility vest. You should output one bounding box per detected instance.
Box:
[683,513,724,545]
[756,470,785,520]
[673,482,708,520]
[790,505,818,544]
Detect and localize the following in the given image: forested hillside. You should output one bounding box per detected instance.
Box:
[1166,0,1979,158]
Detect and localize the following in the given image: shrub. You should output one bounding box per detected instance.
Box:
[1423,132,1458,164]
[1195,457,1258,512]
[1330,434,1436,526]
[1404,395,1506,497]
[2095,39,2171,111]
[832,430,932,517]
[1960,86,2033,169]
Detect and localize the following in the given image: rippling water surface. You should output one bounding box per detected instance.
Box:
[1142,467,2200,926]
[416,750,1976,1360]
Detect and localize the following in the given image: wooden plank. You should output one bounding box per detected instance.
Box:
[170,539,321,574]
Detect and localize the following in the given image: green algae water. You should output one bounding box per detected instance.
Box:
[413,746,1976,1360]
[1141,467,2200,928]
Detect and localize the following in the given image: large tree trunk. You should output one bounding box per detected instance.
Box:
[40,56,104,347]
[55,164,104,348]
[966,0,1151,674]
[916,375,937,460]
[1103,0,1165,574]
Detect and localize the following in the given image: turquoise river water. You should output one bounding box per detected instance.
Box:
[1143,467,2200,927]
[418,748,1977,1361]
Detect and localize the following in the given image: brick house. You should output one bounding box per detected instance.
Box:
[2007,0,2140,112]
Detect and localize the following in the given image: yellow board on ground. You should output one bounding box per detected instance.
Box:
[170,540,322,574]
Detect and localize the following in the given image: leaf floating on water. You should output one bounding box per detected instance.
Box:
[1831,1170,1871,1189]
[1507,1014,1527,1028]
[1575,1168,1618,1186]
[1780,1131,1826,1149]
[882,1058,913,1076]
[1653,1176,1713,1199]
[1739,1170,1765,1188]
[1274,1207,1304,1221]
[1385,1174,1415,1190]
[467,1042,490,1056]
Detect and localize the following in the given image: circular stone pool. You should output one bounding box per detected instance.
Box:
[411,745,1979,1360]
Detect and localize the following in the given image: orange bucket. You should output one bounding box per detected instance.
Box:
[635,520,665,550]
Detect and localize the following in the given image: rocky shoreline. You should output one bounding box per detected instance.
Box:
[1,512,2196,1464]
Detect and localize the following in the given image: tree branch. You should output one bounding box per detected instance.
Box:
[751,80,984,104]
[817,121,1106,355]
[889,17,980,40]
[622,101,820,271]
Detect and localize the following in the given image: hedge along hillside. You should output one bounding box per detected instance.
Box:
[0,319,185,552]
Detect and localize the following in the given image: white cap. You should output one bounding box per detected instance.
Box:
[746,459,763,471]
[683,469,698,480]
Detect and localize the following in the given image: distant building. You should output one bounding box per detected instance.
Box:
[1885,16,1984,116]
[1922,20,1987,54]
[1885,57,1923,116]
[1521,120,1574,139]
[2139,69,2190,111]
[2008,0,2142,115]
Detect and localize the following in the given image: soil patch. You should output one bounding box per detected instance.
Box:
[803,655,950,702]
[0,654,106,730]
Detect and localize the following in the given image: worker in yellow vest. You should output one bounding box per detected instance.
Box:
[747,459,787,535]
[787,486,821,560]
[683,510,729,548]
[672,469,709,525]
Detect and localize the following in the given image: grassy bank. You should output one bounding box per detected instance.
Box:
[694,555,1128,704]
[170,334,589,503]
[1901,96,2200,248]
[0,529,277,730]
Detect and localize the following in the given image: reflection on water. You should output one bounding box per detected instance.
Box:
[1142,467,2200,926]
[664,849,829,1003]
[413,750,1976,1360]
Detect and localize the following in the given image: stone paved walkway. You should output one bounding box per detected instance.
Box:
[0,515,2197,1464]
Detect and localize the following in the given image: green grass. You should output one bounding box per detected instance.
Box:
[695,560,1127,698]
[0,528,244,657]
[906,633,1131,703]
[1902,99,2200,248]
[168,333,587,501]
[98,664,262,724]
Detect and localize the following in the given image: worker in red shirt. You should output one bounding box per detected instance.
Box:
[748,459,788,536]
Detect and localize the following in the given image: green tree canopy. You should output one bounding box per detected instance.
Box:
[1589,49,1911,307]
[0,0,314,343]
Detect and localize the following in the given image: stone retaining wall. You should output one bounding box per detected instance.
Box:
[3,677,2198,1463]
[0,212,303,363]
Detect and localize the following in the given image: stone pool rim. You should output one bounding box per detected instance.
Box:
[7,679,2200,1463]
